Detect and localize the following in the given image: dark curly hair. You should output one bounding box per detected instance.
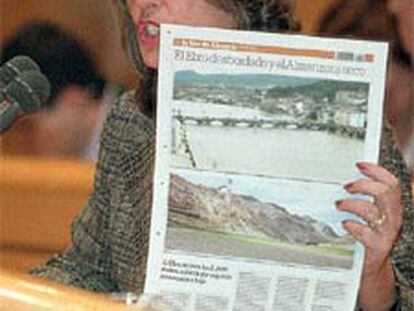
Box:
[209,0,299,32]
[115,0,299,118]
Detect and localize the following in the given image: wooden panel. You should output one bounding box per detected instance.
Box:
[0,248,55,273]
[0,156,94,252]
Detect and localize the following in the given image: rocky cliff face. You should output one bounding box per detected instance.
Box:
[168,174,340,245]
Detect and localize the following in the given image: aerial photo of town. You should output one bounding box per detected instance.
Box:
[173,70,370,139]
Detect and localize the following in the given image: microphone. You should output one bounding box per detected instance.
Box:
[0,70,50,132]
[0,55,41,88]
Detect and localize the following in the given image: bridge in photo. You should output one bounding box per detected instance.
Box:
[172,101,365,138]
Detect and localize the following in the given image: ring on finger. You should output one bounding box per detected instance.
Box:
[367,212,387,230]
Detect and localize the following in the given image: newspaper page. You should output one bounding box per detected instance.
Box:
[145,24,388,311]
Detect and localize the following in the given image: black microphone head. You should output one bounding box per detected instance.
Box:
[0,55,40,88]
[5,70,51,113]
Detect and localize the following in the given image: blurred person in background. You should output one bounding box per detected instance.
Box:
[1,21,110,161]
[317,0,414,180]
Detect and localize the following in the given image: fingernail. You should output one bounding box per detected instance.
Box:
[341,220,348,228]
[335,200,343,208]
[344,182,353,191]
[356,162,367,171]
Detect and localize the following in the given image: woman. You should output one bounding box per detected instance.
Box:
[32,0,413,310]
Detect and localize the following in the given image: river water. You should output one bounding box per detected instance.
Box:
[173,125,364,184]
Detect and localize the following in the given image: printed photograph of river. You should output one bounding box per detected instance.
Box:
[171,70,369,184]
[165,71,370,270]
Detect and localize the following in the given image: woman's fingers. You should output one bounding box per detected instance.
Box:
[336,199,381,224]
[344,178,388,197]
[356,162,399,188]
[344,176,402,223]
[342,220,395,262]
[340,163,403,243]
[340,163,403,291]
[342,220,376,249]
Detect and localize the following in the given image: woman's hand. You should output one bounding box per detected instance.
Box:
[336,162,403,311]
